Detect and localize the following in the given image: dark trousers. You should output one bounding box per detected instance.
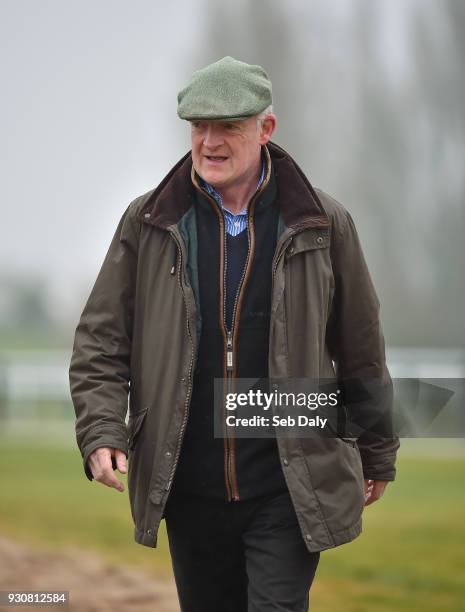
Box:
[163,489,320,612]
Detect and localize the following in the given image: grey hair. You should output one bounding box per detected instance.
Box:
[256,104,274,129]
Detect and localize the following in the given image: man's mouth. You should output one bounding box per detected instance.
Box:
[205,155,228,163]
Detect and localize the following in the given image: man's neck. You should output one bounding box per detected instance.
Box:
[215,158,263,215]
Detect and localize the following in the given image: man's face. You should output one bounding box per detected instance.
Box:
[190,114,276,190]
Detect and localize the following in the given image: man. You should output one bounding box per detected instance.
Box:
[70,57,399,611]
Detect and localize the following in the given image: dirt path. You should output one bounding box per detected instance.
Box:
[0,535,180,611]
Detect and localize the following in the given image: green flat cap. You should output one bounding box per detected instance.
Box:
[177,56,272,121]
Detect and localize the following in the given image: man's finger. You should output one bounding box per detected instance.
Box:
[95,464,125,492]
[89,449,125,492]
[364,480,388,506]
[364,479,373,498]
[372,480,387,498]
[114,448,127,474]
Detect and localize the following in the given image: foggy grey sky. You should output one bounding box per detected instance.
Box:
[2,0,204,319]
[2,0,419,323]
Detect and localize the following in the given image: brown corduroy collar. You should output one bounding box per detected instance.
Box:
[138,141,329,230]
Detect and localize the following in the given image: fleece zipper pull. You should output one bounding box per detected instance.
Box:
[226,330,233,373]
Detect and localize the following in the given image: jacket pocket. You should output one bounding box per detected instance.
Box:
[127,406,149,451]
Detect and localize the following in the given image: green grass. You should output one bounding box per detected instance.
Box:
[312,455,465,611]
[0,441,464,610]
[0,442,172,577]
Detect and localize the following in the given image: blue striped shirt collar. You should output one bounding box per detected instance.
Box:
[201,158,266,236]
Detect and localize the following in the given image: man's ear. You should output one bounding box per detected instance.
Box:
[258,113,277,145]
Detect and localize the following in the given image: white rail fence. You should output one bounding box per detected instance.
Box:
[0,347,464,452]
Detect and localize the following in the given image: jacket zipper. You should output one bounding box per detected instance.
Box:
[163,230,196,494]
[224,199,258,501]
[223,221,252,501]
[206,206,234,501]
[225,328,235,499]
[217,202,240,500]
[199,184,265,501]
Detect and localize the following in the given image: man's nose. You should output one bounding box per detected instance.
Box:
[203,125,223,148]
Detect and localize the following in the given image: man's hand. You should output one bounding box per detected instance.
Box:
[364,479,389,506]
[88,447,127,492]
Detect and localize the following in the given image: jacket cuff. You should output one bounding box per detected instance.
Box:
[356,429,400,480]
[81,426,129,481]
[358,446,399,482]
[362,464,397,481]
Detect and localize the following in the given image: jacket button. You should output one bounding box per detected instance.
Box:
[144,213,150,219]
[288,246,294,255]
[146,529,153,535]
[306,534,312,541]
[165,451,172,457]
[316,236,324,244]
[283,459,289,466]
[181,377,186,383]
